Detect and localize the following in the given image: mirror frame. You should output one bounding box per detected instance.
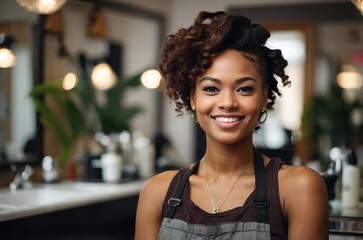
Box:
[0,16,45,168]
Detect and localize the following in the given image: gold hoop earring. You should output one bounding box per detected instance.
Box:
[259,108,268,124]
[191,106,198,123]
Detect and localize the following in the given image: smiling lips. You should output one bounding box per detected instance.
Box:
[212,116,243,129]
[214,116,241,123]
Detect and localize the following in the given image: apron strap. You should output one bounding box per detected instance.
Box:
[253,148,270,223]
[165,148,270,223]
[165,161,200,219]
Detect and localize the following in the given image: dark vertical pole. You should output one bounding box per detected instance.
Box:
[108,41,122,76]
[153,15,166,171]
[34,14,45,162]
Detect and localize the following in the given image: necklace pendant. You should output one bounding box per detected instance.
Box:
[213,208,219,214]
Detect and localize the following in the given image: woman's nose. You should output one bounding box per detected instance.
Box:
[218,92,238,109]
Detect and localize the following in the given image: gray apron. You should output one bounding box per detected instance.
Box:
[158,149,271,240]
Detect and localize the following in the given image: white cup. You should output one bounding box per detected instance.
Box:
[100,153,122,183]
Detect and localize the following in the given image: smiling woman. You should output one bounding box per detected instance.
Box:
[135,10,329,240]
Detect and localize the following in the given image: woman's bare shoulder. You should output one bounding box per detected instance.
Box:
[141,170,180,196]
[278,164,329,239]
[142,163,196,192]
[279,166,328,216]
[135,170,180,239]
[136,170,180,223]
[279,164,325,188]
[278,164,327,200]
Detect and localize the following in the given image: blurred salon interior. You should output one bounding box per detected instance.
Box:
[0,0,362,239]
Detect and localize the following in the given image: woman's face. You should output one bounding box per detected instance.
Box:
[191,49,267,145]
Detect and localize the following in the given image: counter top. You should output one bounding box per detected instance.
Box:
[0,180,145,222]
[2,181,361,235]
[329,200,363,235]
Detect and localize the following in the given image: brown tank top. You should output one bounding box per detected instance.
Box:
[161,158,288,239]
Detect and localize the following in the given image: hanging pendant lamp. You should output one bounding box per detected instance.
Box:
[16,0,68,15]
[351,0,363,15]
[0,33,16,68]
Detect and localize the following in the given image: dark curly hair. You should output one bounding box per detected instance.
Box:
[158,11,290,114]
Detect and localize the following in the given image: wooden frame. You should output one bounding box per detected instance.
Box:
[263,22,315,164]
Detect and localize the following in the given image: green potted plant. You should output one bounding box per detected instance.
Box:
[30,68,145,167]
[301,84,361,166]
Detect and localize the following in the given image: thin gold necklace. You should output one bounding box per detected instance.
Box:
[204,159,254,214]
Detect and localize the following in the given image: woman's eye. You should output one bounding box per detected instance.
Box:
[237,86,254,94]
[202,86,219,93]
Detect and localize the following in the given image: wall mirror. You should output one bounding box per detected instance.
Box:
[0,0,165,166]
[42,0,165,161]
[0,3,40,166]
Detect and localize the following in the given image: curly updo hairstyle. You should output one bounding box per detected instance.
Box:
[158,11,290,114]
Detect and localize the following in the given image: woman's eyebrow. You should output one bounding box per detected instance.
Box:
[200,76,256,83]
[236,77,256,83]
[200,76,221,83]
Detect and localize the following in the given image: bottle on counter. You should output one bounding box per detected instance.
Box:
[342,149,360,208]
[100,142,122,183]
[42,155,59,183]
[133,131,155,179]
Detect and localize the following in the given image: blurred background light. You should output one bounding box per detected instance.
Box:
[62,72,78,90]
[351,0,363,15]
[16,0,68,15]
[91,63,117,90]
[0,48,16,68]
[0,33,16,68]
[141,69,161,89]
[337,65,363,89]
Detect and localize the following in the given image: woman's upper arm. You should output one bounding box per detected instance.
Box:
[280,166,329,240]
[135,171,177,240]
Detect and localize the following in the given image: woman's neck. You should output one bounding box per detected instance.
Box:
[202,135,255,175]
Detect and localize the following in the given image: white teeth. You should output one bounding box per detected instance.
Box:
[215,117,239,123]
